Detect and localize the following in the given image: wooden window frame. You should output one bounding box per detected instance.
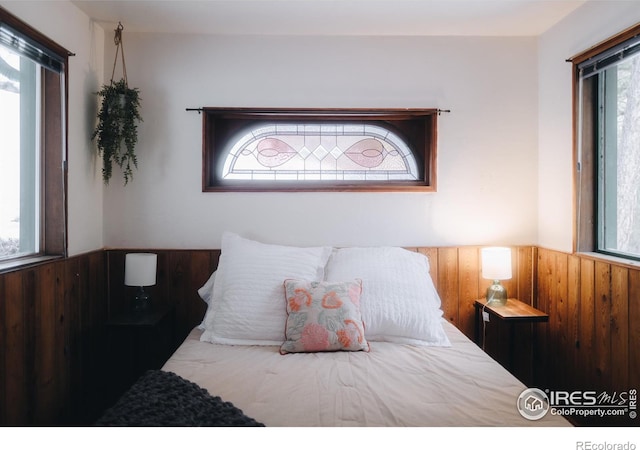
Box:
[572,22,640,259]
[201,108,438,192]
[0,7,68,271]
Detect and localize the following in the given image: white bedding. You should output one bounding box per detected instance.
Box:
[162,320,571,427]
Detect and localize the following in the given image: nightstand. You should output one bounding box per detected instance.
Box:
[105,304,176,405]
[474,298,548,386]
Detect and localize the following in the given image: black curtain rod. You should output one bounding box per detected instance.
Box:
[186,108,452,115]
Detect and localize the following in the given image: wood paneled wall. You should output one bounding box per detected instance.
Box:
[106,249,220,343]
[418,246,537,338]
[105,246,536,346]
[9,245,636,426]
[537,248,639,426]
[0,251,107,425]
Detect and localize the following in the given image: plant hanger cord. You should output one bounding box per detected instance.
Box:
[110,22,128,87]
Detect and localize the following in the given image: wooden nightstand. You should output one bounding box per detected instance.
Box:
[105,304,176,406]
[474,298,548,386]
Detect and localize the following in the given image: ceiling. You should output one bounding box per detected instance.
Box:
[69,0,587,37]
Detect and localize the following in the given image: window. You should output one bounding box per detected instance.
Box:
[201,108,437,192]
[0,8,68,266]
[574,23,640,261]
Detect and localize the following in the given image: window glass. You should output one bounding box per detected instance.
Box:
[0,44,40,260]
[597,51,640,259]
[202,108,437,192]
[222,123,419,182]
[575,26,640,261]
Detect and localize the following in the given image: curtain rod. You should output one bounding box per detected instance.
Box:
[186,108,452,115]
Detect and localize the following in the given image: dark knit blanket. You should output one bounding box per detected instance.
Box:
[96,370,264,427]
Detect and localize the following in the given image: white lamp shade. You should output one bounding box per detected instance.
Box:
[124,253,157,287]
[481,247,512,280]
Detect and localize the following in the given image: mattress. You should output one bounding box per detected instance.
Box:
[162,320,570,427]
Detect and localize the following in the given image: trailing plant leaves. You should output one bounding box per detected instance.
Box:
[92,79,142,184]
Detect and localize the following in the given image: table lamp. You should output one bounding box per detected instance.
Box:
[481,247,512,306]
[125,253,157,312]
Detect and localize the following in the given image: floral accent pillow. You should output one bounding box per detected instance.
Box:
[280,279,370,354]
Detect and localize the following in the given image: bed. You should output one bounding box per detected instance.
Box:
[163,321,568,427]
[110,232,571,427]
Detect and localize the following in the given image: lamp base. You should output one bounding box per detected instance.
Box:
[132,286,151,312]
[486,280,507,306]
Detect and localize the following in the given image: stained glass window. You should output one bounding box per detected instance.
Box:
[222,123,418,181]
[202,109,437,192]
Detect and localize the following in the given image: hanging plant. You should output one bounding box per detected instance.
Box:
[92,22,142,185]
[93,79,141,184]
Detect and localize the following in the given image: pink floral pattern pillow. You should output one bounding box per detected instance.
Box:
[280,279,370,354]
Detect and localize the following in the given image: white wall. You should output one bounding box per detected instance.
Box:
[1,0,105,256]
[538,1,640,253]
[102,33,539,249]
[4,1,640,254]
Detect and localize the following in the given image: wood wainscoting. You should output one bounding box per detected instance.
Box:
[105,246,537,348]
[416,246,537,339]
[105,249,221,345]
[0,251,107,425]
[536,248,640,426]
[8,245,637,426]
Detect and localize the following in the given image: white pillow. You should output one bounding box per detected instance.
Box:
[200,232,332,345]
[198,271,216,305]
[196,271,216,330]
[324,246,450,346]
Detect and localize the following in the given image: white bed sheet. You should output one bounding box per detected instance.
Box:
[162,320,570,427]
